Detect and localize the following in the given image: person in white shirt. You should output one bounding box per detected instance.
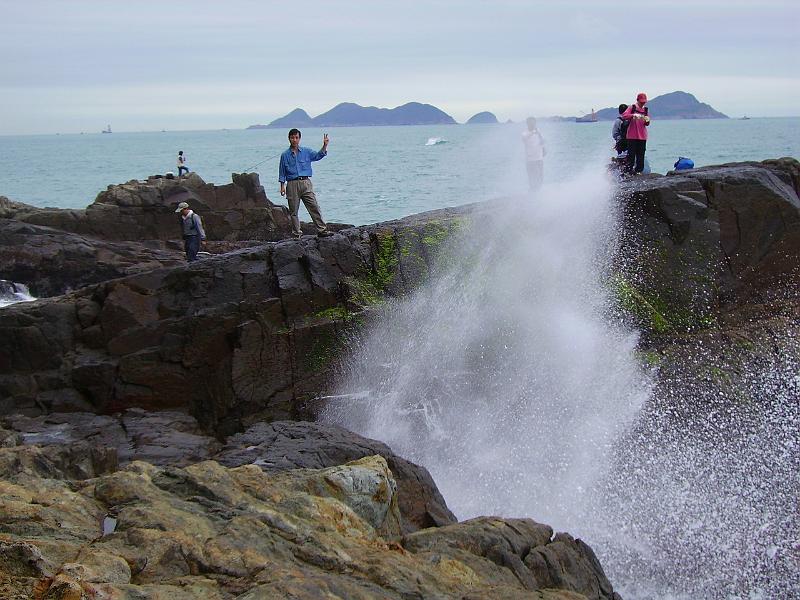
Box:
[177,151,189,176]
[522,117,546,192]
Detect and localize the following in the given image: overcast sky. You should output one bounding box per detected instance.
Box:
[1,0,798,134]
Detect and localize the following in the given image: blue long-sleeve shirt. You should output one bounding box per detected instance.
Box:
[278,146,327,183]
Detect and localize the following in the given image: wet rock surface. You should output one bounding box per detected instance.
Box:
[616,158,799,334]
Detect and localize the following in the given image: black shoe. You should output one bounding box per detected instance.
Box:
[317,230,334,238]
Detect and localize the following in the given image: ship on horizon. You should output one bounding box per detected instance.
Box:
[101,124,112,134]
[575,109,598,123]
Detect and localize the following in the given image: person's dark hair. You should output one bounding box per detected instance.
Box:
[288,128,301,138]
[618,104,628,114]
[178,150,183,155]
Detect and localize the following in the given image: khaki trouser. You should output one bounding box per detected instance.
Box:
[286,179,328,235]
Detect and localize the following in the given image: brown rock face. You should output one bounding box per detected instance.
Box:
[0,443,617,600]
[215,420,458,533]
[1,414,456,535]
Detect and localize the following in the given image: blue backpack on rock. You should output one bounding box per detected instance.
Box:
[674,157,694,170]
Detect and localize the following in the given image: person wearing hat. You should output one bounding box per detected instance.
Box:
[621,93,651,174]
[175,201,206,262]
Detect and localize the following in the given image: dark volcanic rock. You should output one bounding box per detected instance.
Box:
[0,209,467,433]
[0,218,184,297]
[215,420,457,533]
[615,158,800,333]
[4,172,298,243]
[1,159,798,433]
[1,409,221,468]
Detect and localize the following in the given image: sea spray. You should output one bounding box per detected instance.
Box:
[322,168,650,526]
[589,327,800,599]
[0,280,35,308]
[321,166,799,598]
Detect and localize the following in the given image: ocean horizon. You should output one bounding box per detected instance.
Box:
[1,117,798,226]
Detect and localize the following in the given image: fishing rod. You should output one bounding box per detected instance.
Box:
[240,151,282,174]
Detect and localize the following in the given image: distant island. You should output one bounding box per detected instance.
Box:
[577,91,728,121]
[246,91,728,129]
[466,111,499,124]
[248,102,457,129]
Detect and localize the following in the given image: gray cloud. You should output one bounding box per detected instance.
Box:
[1,0,798,133]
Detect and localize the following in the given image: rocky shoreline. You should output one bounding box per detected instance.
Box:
[1,159,798,598]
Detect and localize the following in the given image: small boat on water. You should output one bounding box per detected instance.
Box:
[740,116,751,120]
[101,124,112,134]
[576,109,598,123]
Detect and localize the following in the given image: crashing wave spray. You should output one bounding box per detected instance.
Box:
[322,166,799,598]
[591,327,800,599]
[323,169,650,526]
[0,280,35,308]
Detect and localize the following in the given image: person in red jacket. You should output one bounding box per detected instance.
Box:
[621,93,651,174]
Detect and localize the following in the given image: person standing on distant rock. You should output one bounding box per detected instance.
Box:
[175,201,206,261]
[621,93,651,174]
[522,117,546,192]
[177,151,189,177]
[279,129,333,239]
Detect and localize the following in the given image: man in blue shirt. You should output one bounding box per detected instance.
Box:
[279,128,332,238]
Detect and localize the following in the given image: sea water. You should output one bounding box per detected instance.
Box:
[1,118,797,226]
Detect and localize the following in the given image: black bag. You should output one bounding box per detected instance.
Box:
[615,117,630,153]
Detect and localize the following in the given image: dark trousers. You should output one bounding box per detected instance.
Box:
[184,235,200,262]
[627,139,647,174]
[178,166,189,176]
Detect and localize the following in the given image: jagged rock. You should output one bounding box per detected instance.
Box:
[1,409,221,468]
[0,447,616,599]
[0,413,456,535]
[0,208,466,431]
[3,173,305,243]
[2,160,799,431]
[0,219,185,297]
[616,158,800,333]
[216,420,457,533]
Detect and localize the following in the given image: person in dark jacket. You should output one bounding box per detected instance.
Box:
[175,201,206,261]
[611,104,629,156]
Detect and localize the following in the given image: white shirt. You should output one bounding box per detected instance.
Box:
[522,130,545,162]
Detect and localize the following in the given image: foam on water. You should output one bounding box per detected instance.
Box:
[0,280,35,308]
[322,165,799,598]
